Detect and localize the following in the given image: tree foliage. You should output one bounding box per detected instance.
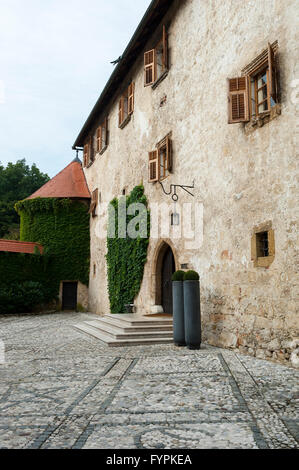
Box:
[0,159,49,238]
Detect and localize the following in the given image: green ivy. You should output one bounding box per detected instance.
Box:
[106,185,150,313]
[15,198,90,287]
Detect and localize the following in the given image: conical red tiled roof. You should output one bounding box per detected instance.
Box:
[27,159,90,200]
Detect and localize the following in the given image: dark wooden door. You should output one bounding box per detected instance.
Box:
[62,282,78,311]
[162,247,175,314]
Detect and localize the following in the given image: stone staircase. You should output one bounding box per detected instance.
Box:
[74,313,173,347]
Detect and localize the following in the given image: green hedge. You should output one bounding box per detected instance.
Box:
[0,281,51,315]
[15,198,90,286]
[106,185,150,313]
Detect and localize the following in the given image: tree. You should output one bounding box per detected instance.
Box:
[0,159,50,238]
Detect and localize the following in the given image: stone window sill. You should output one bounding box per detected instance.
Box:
[253,256,274,268]
[245,104,281,135]
[152,70,169,90]
[119,114,131,129]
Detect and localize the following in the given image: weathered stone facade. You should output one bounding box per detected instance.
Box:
[78,0,298,366]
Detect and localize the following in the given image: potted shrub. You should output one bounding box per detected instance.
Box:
[183,270,201,350]
[172,270,186,346]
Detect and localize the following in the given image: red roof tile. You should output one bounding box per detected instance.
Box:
[27,160,90,200]
[0,240,44,254]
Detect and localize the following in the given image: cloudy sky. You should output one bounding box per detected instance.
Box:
[0,0,151,177]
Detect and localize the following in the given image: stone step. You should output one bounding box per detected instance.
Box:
[74,323,174,347]
[84,320,173,340]
[103,313,173,327]
[93,316,173,333]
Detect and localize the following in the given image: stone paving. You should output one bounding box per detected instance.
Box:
[0,312,298,449]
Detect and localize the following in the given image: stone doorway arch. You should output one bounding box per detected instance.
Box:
[152,240,178,314]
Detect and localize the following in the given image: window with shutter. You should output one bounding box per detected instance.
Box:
[119,84,133,127]
[144,50,156,86]
[148,134,172,183]
[144,26,169,88]
[97,118,108,153]
[230,41,279,124]
[228,77,250,123]
[119,97,124,127]
[148,150,159,183]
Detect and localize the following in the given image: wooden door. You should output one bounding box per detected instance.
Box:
[162,247,175,314]
[62,282,78,311]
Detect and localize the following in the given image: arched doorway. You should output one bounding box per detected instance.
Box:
[161,246,175,314]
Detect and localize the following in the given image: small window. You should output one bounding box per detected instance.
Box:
[148,134,172,183]
[89,189,99,218]
[96,118,108,153]
[93,263,96,276]
[251,228,275,268]
[144,25,168,87]
[119,82,134,128]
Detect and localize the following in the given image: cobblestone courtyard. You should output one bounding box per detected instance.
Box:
[0,312,298,449]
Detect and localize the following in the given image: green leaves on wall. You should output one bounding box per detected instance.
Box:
[106,185,150,314]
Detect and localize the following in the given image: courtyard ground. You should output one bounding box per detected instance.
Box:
[0,312,298,449]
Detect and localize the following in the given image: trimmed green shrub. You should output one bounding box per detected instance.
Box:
[172,270,185,281]
[106,185,150,313]
[183,270,200,281]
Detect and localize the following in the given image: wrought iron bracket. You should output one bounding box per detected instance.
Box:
[159,180,195,202]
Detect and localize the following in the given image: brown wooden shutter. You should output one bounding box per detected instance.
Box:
[148,150,159,182]
[228,77,250,123]
[89,135,94,162]
[128,82,135,115]
[144,49,156,86]
[268,43,277,102]
[89,188,98,217]
[103,117,108,146]
[83,144,89,167]
[119,97,124,126]
[97,126,102,152]
[162,25,168,71]
[166,136,172,172]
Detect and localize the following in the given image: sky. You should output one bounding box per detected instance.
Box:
[0,0,151,177]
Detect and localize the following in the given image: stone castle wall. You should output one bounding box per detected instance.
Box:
[83,0,298,366]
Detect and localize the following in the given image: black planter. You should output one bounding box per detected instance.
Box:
[184,280,201,349]
[172,281,186,346]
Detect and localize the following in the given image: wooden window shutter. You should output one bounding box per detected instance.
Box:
[83,144,89,167]
[228,77,250,123]
[104,117,108,146]
[166,136,172,172]
[162,25,168,70]
[148,150,159,182]
[128,82,135,115]
[268,43,277,102]
[144,49,156,86]
[97,126,102,152]
[89,135,94,162]
[119,97,124,126]
[89,188,98,217]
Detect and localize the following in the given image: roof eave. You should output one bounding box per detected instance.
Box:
[72,0,174,149]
